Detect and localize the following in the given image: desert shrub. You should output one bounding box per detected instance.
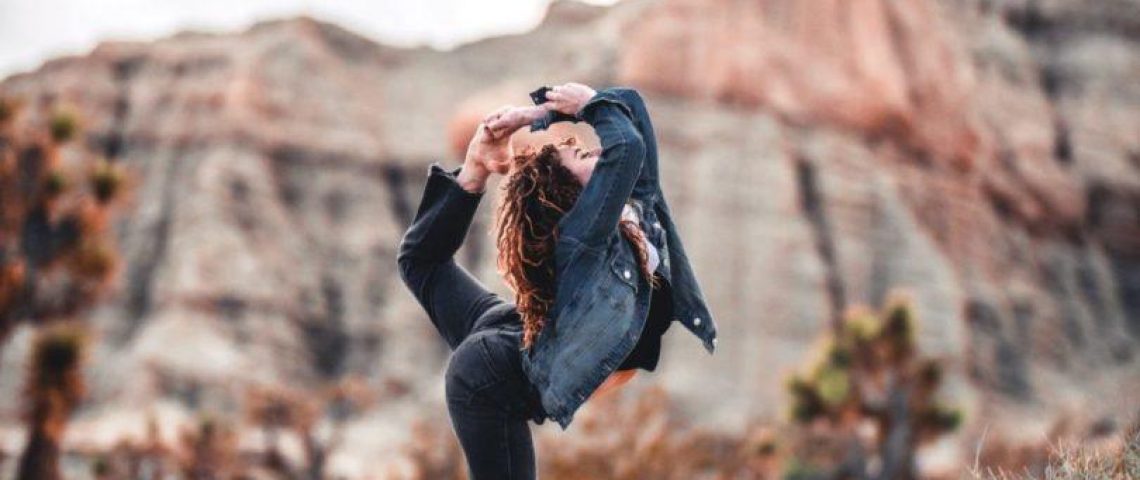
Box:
[16,324,88,480]
[48,110,78,143]
[0,98,127,343]
[783,293,961,479]
[2,96,128,480]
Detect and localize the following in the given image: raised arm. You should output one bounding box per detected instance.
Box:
[607,88,660,201]
[521,86,659,204]
[483,84,649,248]
[484,104,551,142]
[546,83,647,248]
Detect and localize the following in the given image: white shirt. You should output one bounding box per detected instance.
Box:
[621,203,660,272]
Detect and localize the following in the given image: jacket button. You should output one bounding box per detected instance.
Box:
[623,269,631,279]
[653,222,661,229]
[693,317,702,326]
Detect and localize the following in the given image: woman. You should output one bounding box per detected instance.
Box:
[397,83,717,479]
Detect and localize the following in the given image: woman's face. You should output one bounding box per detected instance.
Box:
[554,137,601,186]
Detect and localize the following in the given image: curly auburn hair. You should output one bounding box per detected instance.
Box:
[494,138,658,351]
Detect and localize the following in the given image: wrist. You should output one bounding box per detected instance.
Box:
[573,89,598,117]
[524,105,548,123]
[456,164,488,193]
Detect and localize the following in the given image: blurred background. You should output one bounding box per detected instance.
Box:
[1,0,1138,478]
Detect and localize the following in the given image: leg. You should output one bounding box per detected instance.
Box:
[399,256,504,350]
[397,164,506,350]
[445,328,538,479]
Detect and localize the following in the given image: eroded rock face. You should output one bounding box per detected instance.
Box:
[0,20,429,451]
[617,0,1140,436]
[621,0,987,168]
[1,0,1138,470]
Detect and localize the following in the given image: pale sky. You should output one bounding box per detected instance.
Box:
[0,0,618,76]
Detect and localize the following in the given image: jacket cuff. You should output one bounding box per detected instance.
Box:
[428,163,485,199]
[529,110,581,132]
[575,91,634,124]
[527,85,582,132]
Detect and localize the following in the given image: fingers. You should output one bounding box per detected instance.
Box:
[487,118,518,139]
[545,91,574,112]
[551,83,588,95]
[478,123,507,143]
[475,123,495,142]
[482,105,514,137]
[486,120,506,135]
[484,105,529,138]
[484,123,508,142]
[484,105,511,123]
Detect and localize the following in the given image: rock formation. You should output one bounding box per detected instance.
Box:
[1,0,1137,473]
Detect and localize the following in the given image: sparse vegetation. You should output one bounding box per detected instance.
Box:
[385,294,977,479]
[538,385,780,479]
[68,378,378,480]
[971,422,1140,480]
[783,294,961,479]
[395,384,781,480]
[0,97,127,479]
[398,419,467,480]
[16,324,88,480]
[90,158,125,204]
[0,97,14,124]
[48,109,79,143]
[244,379,376,479]
[88,417,176,479]
[177,416,241,480]
[0,98,126,345]
[392,295,964,480]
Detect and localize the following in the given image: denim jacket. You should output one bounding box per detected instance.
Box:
[523,87,718,429]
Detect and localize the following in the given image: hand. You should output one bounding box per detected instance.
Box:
[484,105,549,140]
[463,123,511,178]
[542,83,597,117]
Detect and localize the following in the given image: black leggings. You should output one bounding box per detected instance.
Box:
[446,321,540,479]
[399,248,544,479]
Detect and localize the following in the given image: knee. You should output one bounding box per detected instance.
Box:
[396,254,420,290]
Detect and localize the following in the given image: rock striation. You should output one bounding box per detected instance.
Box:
[1,0,1138,471]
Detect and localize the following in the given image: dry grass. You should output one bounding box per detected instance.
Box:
[970,421,1140,480]
[536,385,779,480]
[398,384,781,480]
[397,297,963,480]
[70,378,377,480]
[397,419,468,480]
